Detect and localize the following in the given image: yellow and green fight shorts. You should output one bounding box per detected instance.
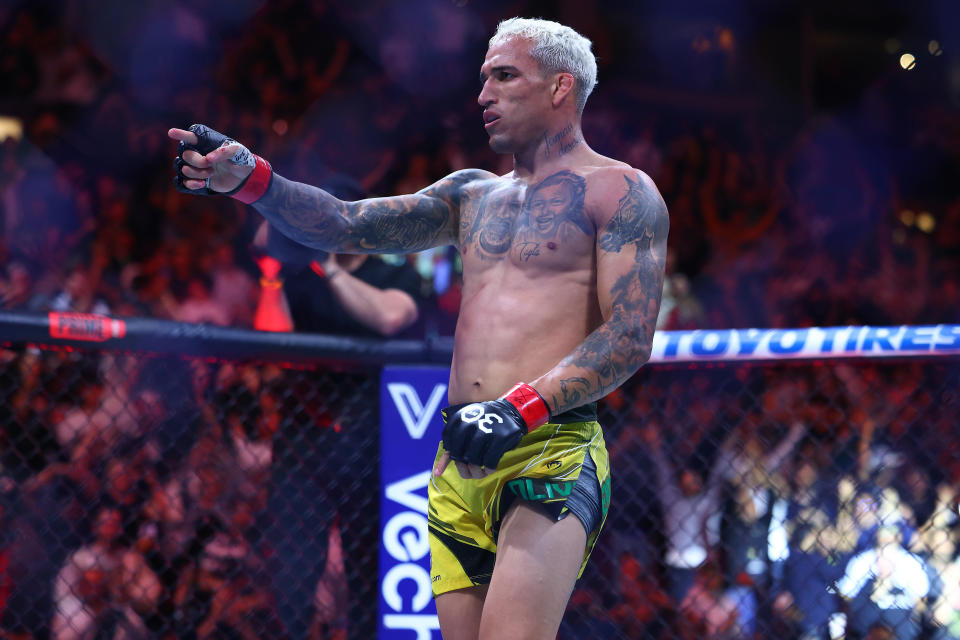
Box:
[427,402,611,597]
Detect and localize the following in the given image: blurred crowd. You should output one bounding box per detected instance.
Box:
[1,346,375,638]
[1,339,957,638]
[567,359,960,640]
[0,1,957,334]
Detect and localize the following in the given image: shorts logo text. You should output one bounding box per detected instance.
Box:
[507,477,574,501]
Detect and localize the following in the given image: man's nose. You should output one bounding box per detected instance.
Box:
[478,80,496,107]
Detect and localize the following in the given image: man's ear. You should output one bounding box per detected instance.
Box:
[552,72,576,108]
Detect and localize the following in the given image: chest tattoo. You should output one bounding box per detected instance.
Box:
[464,170,591,260]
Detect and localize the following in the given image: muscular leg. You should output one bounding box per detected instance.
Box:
[479,502,588,640]
[436,584,488,640]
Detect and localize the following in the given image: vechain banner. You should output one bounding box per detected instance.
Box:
[379,366,449,640]
[650,324,960,363]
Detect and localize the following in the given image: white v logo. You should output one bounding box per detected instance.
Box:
[388,383,447,440]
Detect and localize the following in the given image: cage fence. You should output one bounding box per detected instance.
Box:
[0,317,958,640]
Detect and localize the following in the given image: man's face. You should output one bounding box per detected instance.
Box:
[475,188,522,254]
[478,38,552,153]
[528,181,573,236]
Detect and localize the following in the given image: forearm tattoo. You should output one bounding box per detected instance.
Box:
[550,174,668,415]
[253,170,487,254]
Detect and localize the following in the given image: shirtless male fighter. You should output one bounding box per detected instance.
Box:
[169,17,668,640]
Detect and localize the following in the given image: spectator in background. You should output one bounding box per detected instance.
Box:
[926,526,960,639]
[644,423,723,606]
[777,511,844,639]
[173,275,231,327]
[915,483,959,554]
[717,417,805,594]
[0,262,34,311]
[678,559,738,639]
[836,524,930,640]
[51,506,161,639]
[191,501,281,639]
[310,517,348,640]
[251,176,421,338]
[208,241,256,327]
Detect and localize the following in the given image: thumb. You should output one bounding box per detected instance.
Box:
[433,451,451,477]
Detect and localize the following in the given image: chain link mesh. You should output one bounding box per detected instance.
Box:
[1,343,957,639]
[0,346,378,639]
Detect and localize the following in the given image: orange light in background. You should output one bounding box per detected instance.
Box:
[928,40,943,56]
[916,211,936,233]
[0,116,23,142]
[899,209,916,226]
[716,27,735,52]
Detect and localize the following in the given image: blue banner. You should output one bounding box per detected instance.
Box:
[379,366,449,639]
[650,324,960,362]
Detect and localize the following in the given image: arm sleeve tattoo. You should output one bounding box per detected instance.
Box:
[252,169,489,254]
[537,172,669,415]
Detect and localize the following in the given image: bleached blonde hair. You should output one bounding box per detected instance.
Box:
[490,17,598,114]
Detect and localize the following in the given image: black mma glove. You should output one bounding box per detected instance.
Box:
[173,124,272,203]
[442,383,551,470]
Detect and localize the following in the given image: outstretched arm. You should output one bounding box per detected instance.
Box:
[254,170,487,254]
[169,125,490,254]
[533,170,668,415]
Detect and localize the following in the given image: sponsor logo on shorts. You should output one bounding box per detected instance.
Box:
[507,477,573,501]
[544,460,562,470]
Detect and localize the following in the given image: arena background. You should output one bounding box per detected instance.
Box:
[1,1,959,639]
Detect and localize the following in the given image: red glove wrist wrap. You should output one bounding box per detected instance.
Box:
[502,383,550,431]
[230,155,272,204]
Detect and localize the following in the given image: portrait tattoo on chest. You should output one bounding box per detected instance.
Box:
[465,171,590,260]
[466,187,523,255]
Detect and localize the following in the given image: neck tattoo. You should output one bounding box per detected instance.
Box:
[542,124,581,157]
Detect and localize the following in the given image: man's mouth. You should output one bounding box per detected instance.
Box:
[484,111,501,128]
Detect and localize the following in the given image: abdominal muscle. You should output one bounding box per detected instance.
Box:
[448,265,600,404]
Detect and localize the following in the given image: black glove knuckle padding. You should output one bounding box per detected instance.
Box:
[172,124,234,196]
[483,433,519,469]
[442,400,527,470]
[441,420,468,462]
[185,123,233,154]
[464,432,489,468]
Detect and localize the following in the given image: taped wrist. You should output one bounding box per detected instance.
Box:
[173,123,272,203]
[501,383,550,432]
[226,154,272,204]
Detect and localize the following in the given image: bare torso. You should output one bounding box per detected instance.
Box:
[449,159,628,403]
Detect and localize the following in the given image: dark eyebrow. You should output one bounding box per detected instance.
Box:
[479,66,520,83]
